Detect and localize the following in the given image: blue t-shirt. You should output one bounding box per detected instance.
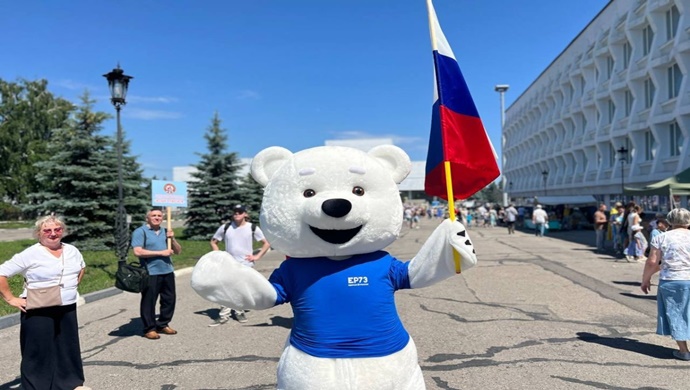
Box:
[131,226,174,276]
[268,251,411,358]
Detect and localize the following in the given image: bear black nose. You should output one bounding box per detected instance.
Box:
[321,198,352,218]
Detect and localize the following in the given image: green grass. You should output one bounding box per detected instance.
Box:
[0,228,213,317]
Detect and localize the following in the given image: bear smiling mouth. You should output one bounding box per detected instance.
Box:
[309,225,363,244]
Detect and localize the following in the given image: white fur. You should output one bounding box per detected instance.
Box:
[250,145,411,258]
[409,219,477,288]
[191,145,478,390]
[190,251,277,310]
[277,338,424,390]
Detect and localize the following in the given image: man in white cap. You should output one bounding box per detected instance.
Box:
[208,204,270,325]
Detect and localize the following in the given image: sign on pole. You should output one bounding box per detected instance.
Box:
[151,180,188,249]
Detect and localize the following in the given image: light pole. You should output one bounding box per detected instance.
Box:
[495,84,509,206]
[618,146,628,201]
[103,65,133,262]
[541,170,549,196]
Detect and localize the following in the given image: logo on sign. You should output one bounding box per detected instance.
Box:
[347,276,369,287]
[163,183,176,194]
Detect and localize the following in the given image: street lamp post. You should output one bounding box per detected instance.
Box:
[541,170,549,196]
[103,65,133,262]
[495,84,509,206]
[618,146,628,201]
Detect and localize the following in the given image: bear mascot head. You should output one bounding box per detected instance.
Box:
[251,145,411,258]
[191,145,477,389]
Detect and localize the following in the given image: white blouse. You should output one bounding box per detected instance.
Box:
[650,229,690,281]
[0,243,85,305]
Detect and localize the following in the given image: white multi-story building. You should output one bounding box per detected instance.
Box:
[503,0,690,210]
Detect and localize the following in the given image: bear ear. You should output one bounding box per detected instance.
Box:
[368,145,412,184]
[251,147,293,186]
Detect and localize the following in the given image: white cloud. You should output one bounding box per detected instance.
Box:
[123,108,183,120]
[127,95,179,104]
[330,130,424,146]
[54,79,98,91]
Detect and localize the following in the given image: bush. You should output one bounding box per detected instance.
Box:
[0,203,24,221]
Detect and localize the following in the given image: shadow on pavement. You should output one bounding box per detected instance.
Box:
[577,332,673,359]
[194,308,221,321]
[0,377,20,390]
[108,317,144,337]
[254,315,293,329]
[620,292,657,300]
[612,280,641,287]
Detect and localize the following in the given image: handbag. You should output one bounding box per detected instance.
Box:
[25,252,64,310]
[115,261,148,293]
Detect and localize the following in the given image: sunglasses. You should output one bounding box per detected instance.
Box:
[42,227,64,235]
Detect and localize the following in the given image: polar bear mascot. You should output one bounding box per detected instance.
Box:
[191,145,477,390]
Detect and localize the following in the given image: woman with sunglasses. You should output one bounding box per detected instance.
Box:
[0,215,90,390]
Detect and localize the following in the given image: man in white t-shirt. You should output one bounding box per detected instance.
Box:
[504,204,518,234]
[532,204,549,237]
[208,204,270,325]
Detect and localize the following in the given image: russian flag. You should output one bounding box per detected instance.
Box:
[424,0,500,200]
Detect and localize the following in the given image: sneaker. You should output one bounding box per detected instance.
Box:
[208,317,230,327]
[218,306,232,318]
[234,311,248,323]
[672,350,690,361]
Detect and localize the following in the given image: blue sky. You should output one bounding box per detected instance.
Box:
[1,0,609,179]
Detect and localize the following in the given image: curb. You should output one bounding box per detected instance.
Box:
[0,267,194,331]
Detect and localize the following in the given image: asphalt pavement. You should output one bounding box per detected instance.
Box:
[0,219,686,390]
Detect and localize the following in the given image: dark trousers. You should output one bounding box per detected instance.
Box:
[20,303,85,390]
[140,272,176,333]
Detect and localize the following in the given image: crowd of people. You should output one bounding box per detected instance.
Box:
[0,203,271,388]
[2,200,689,389]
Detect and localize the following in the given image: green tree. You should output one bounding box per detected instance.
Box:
[26,92,148,250]
[185,113,245,240]
[0,79,74,203]
[239,172,265,224]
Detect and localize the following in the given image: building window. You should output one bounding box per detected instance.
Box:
[623,41,632,68]
[608,99,615,124]
[644,77,655,108]
[606,56,614,79]
[582,117,587,132]
[609,144,616,167]
[670,121,684,157]
[643,24,654,56]
[667,63,682,99]
[644,130,655,161]
[595,67,600,82]
[666,5,680,41]
[624,89,633,116]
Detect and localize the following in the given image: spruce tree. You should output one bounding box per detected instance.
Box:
[26,92,148,250]
[239,172,265,224]
[185,112,245,240]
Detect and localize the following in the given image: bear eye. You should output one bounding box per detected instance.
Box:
[303,189,316,198]
[352,186,365,196]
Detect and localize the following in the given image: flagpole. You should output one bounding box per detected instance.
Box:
[428,0,462,273]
